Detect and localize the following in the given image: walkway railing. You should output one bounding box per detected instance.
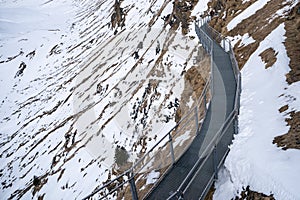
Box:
[82,75,212,200]
[165,19,241,199]
[82,17,241,200]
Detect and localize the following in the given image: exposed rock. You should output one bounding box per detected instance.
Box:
[175,50,210,123]
[49,44,62,56]
[259,48,278,69]
[278,105,289,113]
[209,0,292,69]
[204,185,275,200]
[15,62,27,78]
[163,0,199,35]
[235,186,275,200]
[33,176,41,187]
[284,2,300,84]
[111,0,126,30]
[26,50,36,59]
[273,111,300,150]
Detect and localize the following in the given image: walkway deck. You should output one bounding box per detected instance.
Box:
[145,24,237,200]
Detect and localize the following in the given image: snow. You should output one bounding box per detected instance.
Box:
[0,0,206,199]
[214,23,300,200]
[227,0,271,31]
[173,130,192,147]
[187,96,194,108]
[146,170,160,185]
[2,0,299,199]
[191,0,211,17]
[239,33,255,46]
[268,0,298,23]
[227,33,255,51]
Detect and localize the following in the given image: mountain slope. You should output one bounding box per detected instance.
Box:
[203,0,300,199]
[0,0,211,199]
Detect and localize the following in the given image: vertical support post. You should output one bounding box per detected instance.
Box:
[203,90,207,113]
[234,113,239,135]
[210,45,214,98]
[128,170,138,200]
[169,133,176,165]
[194,106,199,134]
[213,145,218,180]
[223,38,225,50]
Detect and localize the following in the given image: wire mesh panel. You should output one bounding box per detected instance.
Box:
[164,19,241,200]
[83,18,241,200]
[183,151,215,199]
[132,136,171,175]
[172,111,197,161]
[196,82,211,132]
[132,141,173,199]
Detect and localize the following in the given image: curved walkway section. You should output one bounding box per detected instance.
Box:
[81,20,241,200]
[145,21,241,200]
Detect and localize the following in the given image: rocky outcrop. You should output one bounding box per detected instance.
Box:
[273,110,300,150]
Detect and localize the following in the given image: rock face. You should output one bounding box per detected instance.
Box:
[259,48,277,69]
[161,0,199,35]
[235,186,275,200]
[111,0,126,31]
[198,0,300,199]
[285,3,300,84]
[273,111,300,150]
[207,0,300,151]
[204,185,275,200]
[0,0,211,199]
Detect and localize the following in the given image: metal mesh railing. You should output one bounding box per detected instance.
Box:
[82,17,241,200]
[166,18,241,200]
[82,74,212,200]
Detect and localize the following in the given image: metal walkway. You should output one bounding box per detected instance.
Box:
[82,20,241,200]
[144,21,240,199]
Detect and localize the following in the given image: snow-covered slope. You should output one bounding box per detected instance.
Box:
[211,0,300,199]
[0,0,210,199]
[1,0,299,199]
[215,23,300,200]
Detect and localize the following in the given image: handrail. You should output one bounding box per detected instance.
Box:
[82,60,212,200]
[167,18,241,199]
[82,17,241,200]
[201,23,240,82]
[168,109,237,199]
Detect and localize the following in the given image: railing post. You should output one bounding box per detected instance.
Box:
[128,170,138,200]
[194,106,199,134]
[203,90,207,113]
[213,145,218,180]
[210,49,214,97]
[169,133,176,165]
[234,112,239,135]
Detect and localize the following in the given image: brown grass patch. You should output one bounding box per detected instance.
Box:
[273,111,300,150]
[204,184,215,200]
[203,184,275,200]
[259,48,278,69]
[175,49,210,122]
[161,0,201,35]
[209,0,292,68]
[284,2,300,84]
[208,0,255,33]
[278,104,289,113]
[235,186,275,200]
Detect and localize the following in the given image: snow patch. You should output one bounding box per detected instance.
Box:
[239,33,256,46]
[227,0,271,31]
[214,23,300,200]
[146,170,160,185]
